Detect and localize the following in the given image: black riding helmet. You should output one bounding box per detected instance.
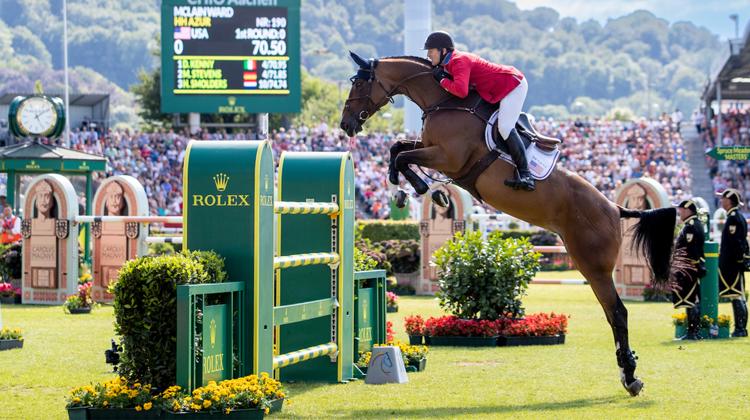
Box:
[423,31,454,50]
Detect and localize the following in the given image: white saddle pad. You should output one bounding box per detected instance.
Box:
[484,110,559,181]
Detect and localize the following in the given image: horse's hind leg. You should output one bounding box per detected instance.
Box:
[562,227,643,396]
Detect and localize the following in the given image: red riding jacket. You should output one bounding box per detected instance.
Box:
[439,50,524,104]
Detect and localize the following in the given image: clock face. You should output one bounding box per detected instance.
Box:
[17,96,58,136]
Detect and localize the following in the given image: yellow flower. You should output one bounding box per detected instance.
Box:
[103,401,109,407]
[143,402,152,411]
[135,406,142,412]
[203,400,212,408]
[72,397,81,403]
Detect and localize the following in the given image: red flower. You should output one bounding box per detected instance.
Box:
[403,315,425,335]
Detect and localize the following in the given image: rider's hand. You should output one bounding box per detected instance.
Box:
[432,66,451,82]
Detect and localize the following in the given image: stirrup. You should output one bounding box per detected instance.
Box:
[504,173,535,191]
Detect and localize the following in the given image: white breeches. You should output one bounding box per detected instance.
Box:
[497,77,528,139]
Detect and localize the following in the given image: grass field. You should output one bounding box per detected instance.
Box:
[1,284,749,419]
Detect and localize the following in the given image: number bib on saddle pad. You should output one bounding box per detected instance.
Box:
[484,110,560,181]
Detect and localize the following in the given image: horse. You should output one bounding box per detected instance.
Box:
[339,52,676,397]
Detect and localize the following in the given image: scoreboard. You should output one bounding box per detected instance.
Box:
[160,0,300,114]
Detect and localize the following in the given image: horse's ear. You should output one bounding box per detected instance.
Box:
[349,51,370,68]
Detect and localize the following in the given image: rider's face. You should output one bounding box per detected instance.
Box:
[427,48,442,66]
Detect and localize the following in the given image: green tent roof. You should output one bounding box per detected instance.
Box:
[0,141,106,173]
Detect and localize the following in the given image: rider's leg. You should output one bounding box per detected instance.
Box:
[498,78,534,191]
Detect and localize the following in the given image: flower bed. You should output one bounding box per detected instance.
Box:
[66,373,285,419]
[420,313,569,347]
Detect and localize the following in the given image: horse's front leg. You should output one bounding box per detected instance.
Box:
[393,144,461,207]
[388,141,422,186]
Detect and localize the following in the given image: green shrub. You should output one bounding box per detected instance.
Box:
[111,251,226,390]
[182,250,227,282]
[371,239,420,273]
[148,242,175,256]
[358,220,420,242]
[354,247,378,272]
[355,240,391,273]
[434,231,540,320]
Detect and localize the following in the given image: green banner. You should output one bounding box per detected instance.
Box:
[202,304,230,385]
[706,147,750,161]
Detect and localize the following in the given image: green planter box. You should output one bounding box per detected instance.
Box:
[165,399,283,419]
[88,408,162,419]
[68,307,92,315]
[428,336,498,347]
[674,324,687,339]
[718,326,730,339]
[386,306,398,313]
[408,335,423,345]
[498,335,565,347]
[405,357,427,372]
[67,407,90,420]
[0,339,23,351]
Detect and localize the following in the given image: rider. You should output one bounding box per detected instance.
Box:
[424,31,534,191]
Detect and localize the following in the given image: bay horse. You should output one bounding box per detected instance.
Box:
[339,53,676,397]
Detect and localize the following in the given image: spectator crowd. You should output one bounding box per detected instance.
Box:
[699,107,750,205]
[13,115,693,219]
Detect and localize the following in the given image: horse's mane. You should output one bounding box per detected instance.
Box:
[380,55,432,69]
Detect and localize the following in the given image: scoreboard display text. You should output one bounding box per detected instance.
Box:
[161,0,300,114]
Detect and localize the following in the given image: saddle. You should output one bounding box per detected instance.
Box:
[425,91,562,152]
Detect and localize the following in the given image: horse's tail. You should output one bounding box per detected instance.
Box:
[618,206,676,284]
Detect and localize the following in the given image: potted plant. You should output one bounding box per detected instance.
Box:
[386,291,398,313]
[357,341,430,374]
[391,341,429,372]
[0,327,23,351]
[497,313,569,346]
[699,315,715,339]
[404,315,425,345]
[63,281,94,314]
[717,314,731,339]
[672,312,688,339]
[161,373,285,418]
[0,282,20,304]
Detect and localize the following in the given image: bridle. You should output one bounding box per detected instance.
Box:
[344,61,432,124]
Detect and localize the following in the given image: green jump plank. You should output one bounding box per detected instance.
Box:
[178,282,244,296]
[274,298,336,326]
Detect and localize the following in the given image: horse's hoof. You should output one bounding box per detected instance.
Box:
[622,378,644,397]
[432,190,449,208]
[394,190,408,209]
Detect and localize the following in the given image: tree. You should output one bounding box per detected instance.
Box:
[130,68,171,126]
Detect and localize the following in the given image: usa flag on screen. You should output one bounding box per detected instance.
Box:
[174,27,191,40]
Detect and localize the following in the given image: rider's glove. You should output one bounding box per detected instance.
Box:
[432,66,451,82]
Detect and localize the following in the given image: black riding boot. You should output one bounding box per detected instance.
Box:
[503,128,535,191]
[685,305,701,340]
[732,299,748,337]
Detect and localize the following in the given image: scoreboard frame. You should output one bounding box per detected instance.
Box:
[160,0,300,114]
